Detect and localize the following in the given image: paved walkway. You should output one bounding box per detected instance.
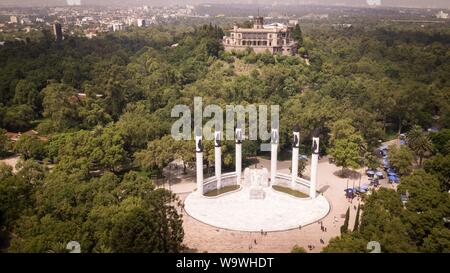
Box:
[0,155,19,173]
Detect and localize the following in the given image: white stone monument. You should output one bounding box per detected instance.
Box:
[214,130,222,190]
[244,168,269,199]
[270,129,279,185]
[195,134,204,196]
[310,131,320,199]
[291,126,300,188]
[235,127,242,184]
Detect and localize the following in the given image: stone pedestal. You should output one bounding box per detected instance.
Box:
[249,186,266,200]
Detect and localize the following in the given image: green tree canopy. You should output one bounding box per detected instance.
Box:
[388,145,414,176]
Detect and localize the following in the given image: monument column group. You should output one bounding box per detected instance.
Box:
[194,126,319,199]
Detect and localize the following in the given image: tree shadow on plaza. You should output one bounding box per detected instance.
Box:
[181,246,203,253]
[333,169,361,179]
[318,185,330,194]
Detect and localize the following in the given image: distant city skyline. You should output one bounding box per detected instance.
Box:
[0,0,449,9]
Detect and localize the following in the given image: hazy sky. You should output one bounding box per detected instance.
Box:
[0,0,449,9]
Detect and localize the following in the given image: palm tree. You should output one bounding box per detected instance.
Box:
[46,242,70,253]
[407,125,434,166]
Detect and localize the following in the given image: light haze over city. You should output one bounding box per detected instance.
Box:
[0,0,449,8]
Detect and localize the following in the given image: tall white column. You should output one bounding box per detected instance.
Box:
[235,127,242,185]
[310,136,320,199]
[215,131,222,190]
[195,135,204,196]
[291,126,300,188]
[270,129,279,185]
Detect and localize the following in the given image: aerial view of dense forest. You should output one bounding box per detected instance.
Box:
[0,5,449,255]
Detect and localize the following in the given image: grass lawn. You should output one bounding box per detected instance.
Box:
[272,185,309,198]
[204,185,240,197]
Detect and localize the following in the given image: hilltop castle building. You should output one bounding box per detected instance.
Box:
[223,17,298,56]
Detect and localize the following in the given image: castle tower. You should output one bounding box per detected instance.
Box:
[254,16,264,29]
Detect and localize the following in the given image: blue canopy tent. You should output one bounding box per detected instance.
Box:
[389,176,400,184]
[361,183,369,191]
[387,168,397,175]
[355,184,369,194]
[388,171,397,177]
[344,188,355,198]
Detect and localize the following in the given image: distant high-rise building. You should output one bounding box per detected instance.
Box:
[21,18,31,25]
[10,16,18,24]
[66,0,81,6]
[436,10,449,19]
[53,22,63,42]
[367,0,382,6]
[112,23,124,32]
[137,19,146,28]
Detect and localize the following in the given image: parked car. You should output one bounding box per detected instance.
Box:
[375,171,384,179]
[366,169,376,178]
[299,155,308,161]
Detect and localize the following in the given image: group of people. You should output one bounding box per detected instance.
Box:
[250,220,332,252]
[248,230,269,251]
[319,221,327,245]
[319,221,327,232]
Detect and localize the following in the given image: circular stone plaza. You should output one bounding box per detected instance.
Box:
[181,127,333,243]
[162,126,380,252]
